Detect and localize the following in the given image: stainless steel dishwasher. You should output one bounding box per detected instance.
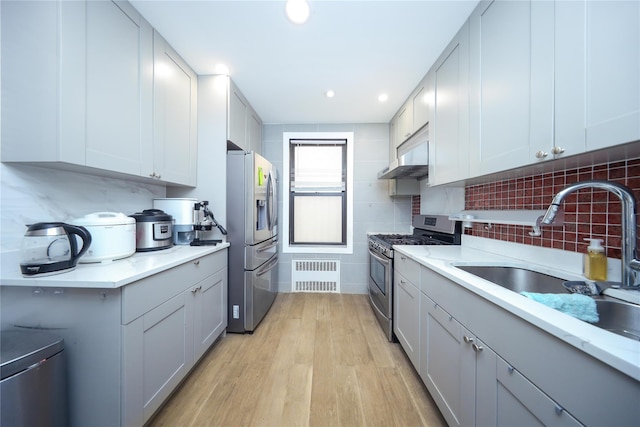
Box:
[1,329,67,427]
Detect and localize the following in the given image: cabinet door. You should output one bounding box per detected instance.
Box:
[496,358,582,427]
[193,268,228,361]
[469,0,554,175]
[85,0,153,176]
[153,31,198,186]
[141,292,194,423]
[228,81,248,150]
[396,102,413,145]
[556,0,640,153]
[412,84,429,133]
[430,21,470,185]
[423,300,471,427]
[393,271,420,369]
[248,111,263,154]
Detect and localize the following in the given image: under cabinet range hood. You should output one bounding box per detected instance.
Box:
[377,125,429,179]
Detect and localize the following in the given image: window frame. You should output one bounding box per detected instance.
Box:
[282,132,354,254]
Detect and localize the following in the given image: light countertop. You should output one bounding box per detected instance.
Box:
[0,243,229,289]
[394,240,640,382]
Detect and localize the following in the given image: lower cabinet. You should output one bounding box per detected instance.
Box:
[122,251,228,426]
[0,249,228,427]
[393,270,420,368]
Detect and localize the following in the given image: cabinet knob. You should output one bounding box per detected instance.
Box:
[555,405,564,415]
[551,146,565,155]
[463,335,474,344]
[507,365,514,374]
[471,343,483,352]
[535,150,548,159]
[194,260,200,266]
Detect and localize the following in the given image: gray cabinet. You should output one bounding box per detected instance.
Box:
[122,250,228,426]
[421,293,492,427]
[152,31,198,186]
[228,79,263,154]
[1,0,153,177]
[0,249,228,427]
[468,0,555,175]
[393,255,421,368]
[555,0,640,153]
[1,0,198,187]
[429,21,470,186]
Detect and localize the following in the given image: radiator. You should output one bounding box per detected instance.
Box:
[291,260,340,293]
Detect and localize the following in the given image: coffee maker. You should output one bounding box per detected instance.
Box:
[152,198,226,246]
[191,201,227,246]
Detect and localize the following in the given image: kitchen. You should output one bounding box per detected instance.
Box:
[1,1,639,426]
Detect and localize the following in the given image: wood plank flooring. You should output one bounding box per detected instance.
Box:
[148,293,447,427]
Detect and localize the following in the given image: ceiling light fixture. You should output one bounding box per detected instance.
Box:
[378,93,389,103]
[326,90,335,98]
[286,0,310,24]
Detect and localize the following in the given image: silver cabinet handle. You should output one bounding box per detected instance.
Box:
[551,146,565,155]
[463,335,474,344]
[535,150,548,159]
[191,285,202,294]
[507,365,514,374]
[193,260,200,266]
[555,405,564,415]
[472,343,483,352]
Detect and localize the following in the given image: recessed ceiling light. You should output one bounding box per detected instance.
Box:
[286,0,310,24]
[214,63,230,75]
[378,93,389,103]
[326,90,335,98]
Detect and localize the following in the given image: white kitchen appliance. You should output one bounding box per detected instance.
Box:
[153,198,197,245]
[71,212,136,263]
[20,222,92,276]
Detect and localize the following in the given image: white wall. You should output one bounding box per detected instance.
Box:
[263,123,412,294]
[0,163,166,252]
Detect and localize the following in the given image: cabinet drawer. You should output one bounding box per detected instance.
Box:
[395,253,420,285]
[496,358,582,427]
[122,250,227,324]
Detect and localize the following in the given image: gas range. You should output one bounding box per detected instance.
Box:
[368,215,461,258]
[367,214,461,342]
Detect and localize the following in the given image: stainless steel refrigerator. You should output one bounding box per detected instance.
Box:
[226,151,278,333]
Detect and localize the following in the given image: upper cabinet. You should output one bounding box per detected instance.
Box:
[429,22,470,186]
[152,31,198,186]
[227,79,263,154]
[555,0,640,153]
[468,0,555,176]
[1,0,198,187]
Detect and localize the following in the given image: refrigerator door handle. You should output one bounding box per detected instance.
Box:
[266,170,277,231]
[257,240,278,253]
[256,256,278,277]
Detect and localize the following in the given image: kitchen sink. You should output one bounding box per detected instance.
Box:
[592,299,640,341]
[453,264,640,340]
[454,265,568,294]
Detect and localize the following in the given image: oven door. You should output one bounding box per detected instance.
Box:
[368,247,393,340]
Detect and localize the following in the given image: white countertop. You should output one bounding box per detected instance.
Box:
[0,243,229,289]
[394,239,640,382]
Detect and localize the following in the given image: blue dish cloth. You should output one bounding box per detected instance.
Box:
[520,292,599,323]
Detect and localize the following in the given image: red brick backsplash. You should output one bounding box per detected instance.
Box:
[411,196,421,217]
[464,157,640,260]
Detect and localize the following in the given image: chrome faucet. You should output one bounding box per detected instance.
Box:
[541,180,640,288]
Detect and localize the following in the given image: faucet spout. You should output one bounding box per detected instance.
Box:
[542,180,639,288]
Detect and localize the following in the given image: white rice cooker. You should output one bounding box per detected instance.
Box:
[71,212,136,263]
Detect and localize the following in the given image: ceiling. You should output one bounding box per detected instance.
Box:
[129,0,480,124]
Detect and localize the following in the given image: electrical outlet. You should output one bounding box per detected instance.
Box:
[233,305,240,319]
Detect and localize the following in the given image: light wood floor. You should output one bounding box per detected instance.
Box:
[148,293,447,427]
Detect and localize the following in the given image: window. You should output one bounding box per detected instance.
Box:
[283,132,353,254]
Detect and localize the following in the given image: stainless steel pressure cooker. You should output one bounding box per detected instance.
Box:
[129,209,173,251]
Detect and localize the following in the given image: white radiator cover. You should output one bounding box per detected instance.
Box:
[291,260,340,293]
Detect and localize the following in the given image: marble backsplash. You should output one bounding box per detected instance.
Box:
[0,163,166,252]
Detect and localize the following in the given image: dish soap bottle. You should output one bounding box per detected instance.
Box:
[584,238,607,281]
